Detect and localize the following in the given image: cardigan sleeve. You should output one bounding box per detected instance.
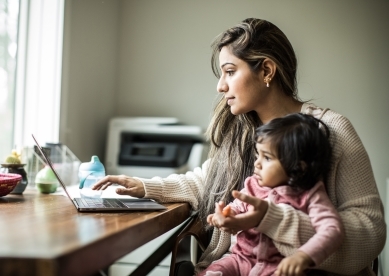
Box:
[256,109,386,274]
[134,159,209,210]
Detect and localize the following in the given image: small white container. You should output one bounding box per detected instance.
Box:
[80,174,103,198]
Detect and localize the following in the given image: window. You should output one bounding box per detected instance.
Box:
[0,0,19,160]
[0,0,64,161]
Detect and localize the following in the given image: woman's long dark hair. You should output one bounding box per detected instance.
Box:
[199,18,300,225]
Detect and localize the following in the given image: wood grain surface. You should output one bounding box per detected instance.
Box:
[0,188,190,276]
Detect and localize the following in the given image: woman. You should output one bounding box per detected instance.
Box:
[93,18,386,275]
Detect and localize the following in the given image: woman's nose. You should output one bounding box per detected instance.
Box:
[217,78,228,93]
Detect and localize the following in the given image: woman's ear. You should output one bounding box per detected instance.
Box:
[261,58,277,80]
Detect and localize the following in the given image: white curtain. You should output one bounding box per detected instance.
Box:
[14,0,65,147]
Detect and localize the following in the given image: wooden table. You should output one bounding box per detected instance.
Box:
[0,188,190,276]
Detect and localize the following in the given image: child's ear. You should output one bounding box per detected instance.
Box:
[299,161,307,173]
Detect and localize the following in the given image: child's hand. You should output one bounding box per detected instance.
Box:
[208,190,270,235]
[275,250,313,276]
[207,202,237,234]
[206,201,224,227]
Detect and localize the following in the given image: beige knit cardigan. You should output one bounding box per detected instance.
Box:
[138,103,386,276]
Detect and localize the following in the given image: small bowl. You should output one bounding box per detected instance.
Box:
[0,164,28,194]
[0,173,22,197]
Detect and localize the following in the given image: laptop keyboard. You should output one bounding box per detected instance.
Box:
[74,197,166,210]
[77,198,124,208]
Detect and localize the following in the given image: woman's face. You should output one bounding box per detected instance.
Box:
[217,46,266,115]
[253,140,288,188]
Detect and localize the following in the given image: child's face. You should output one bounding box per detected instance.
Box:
[253,140,288,188]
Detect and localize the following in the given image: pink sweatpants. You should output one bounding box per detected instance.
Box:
[198,229,283,276]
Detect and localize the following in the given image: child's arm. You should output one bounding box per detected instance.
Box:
[275,250,313,276]
[296,181,345,267]
[269,181,344,275]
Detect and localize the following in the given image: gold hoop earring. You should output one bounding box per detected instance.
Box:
[264,77,272,88]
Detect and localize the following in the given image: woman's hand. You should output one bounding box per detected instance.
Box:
[208,190,269,234]
[92,175,145,198]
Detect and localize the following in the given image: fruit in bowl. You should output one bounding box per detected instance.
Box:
[4,150,22,164]
[0,173,22,197]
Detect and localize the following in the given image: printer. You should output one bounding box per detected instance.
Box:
[105,117,209,178]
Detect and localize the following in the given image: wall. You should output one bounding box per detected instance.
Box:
[62,0,389,274]
[61,0,120,163]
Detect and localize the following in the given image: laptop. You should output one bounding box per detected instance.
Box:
[32,134,167,212]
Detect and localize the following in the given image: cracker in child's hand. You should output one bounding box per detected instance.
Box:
[222,205,231,216]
